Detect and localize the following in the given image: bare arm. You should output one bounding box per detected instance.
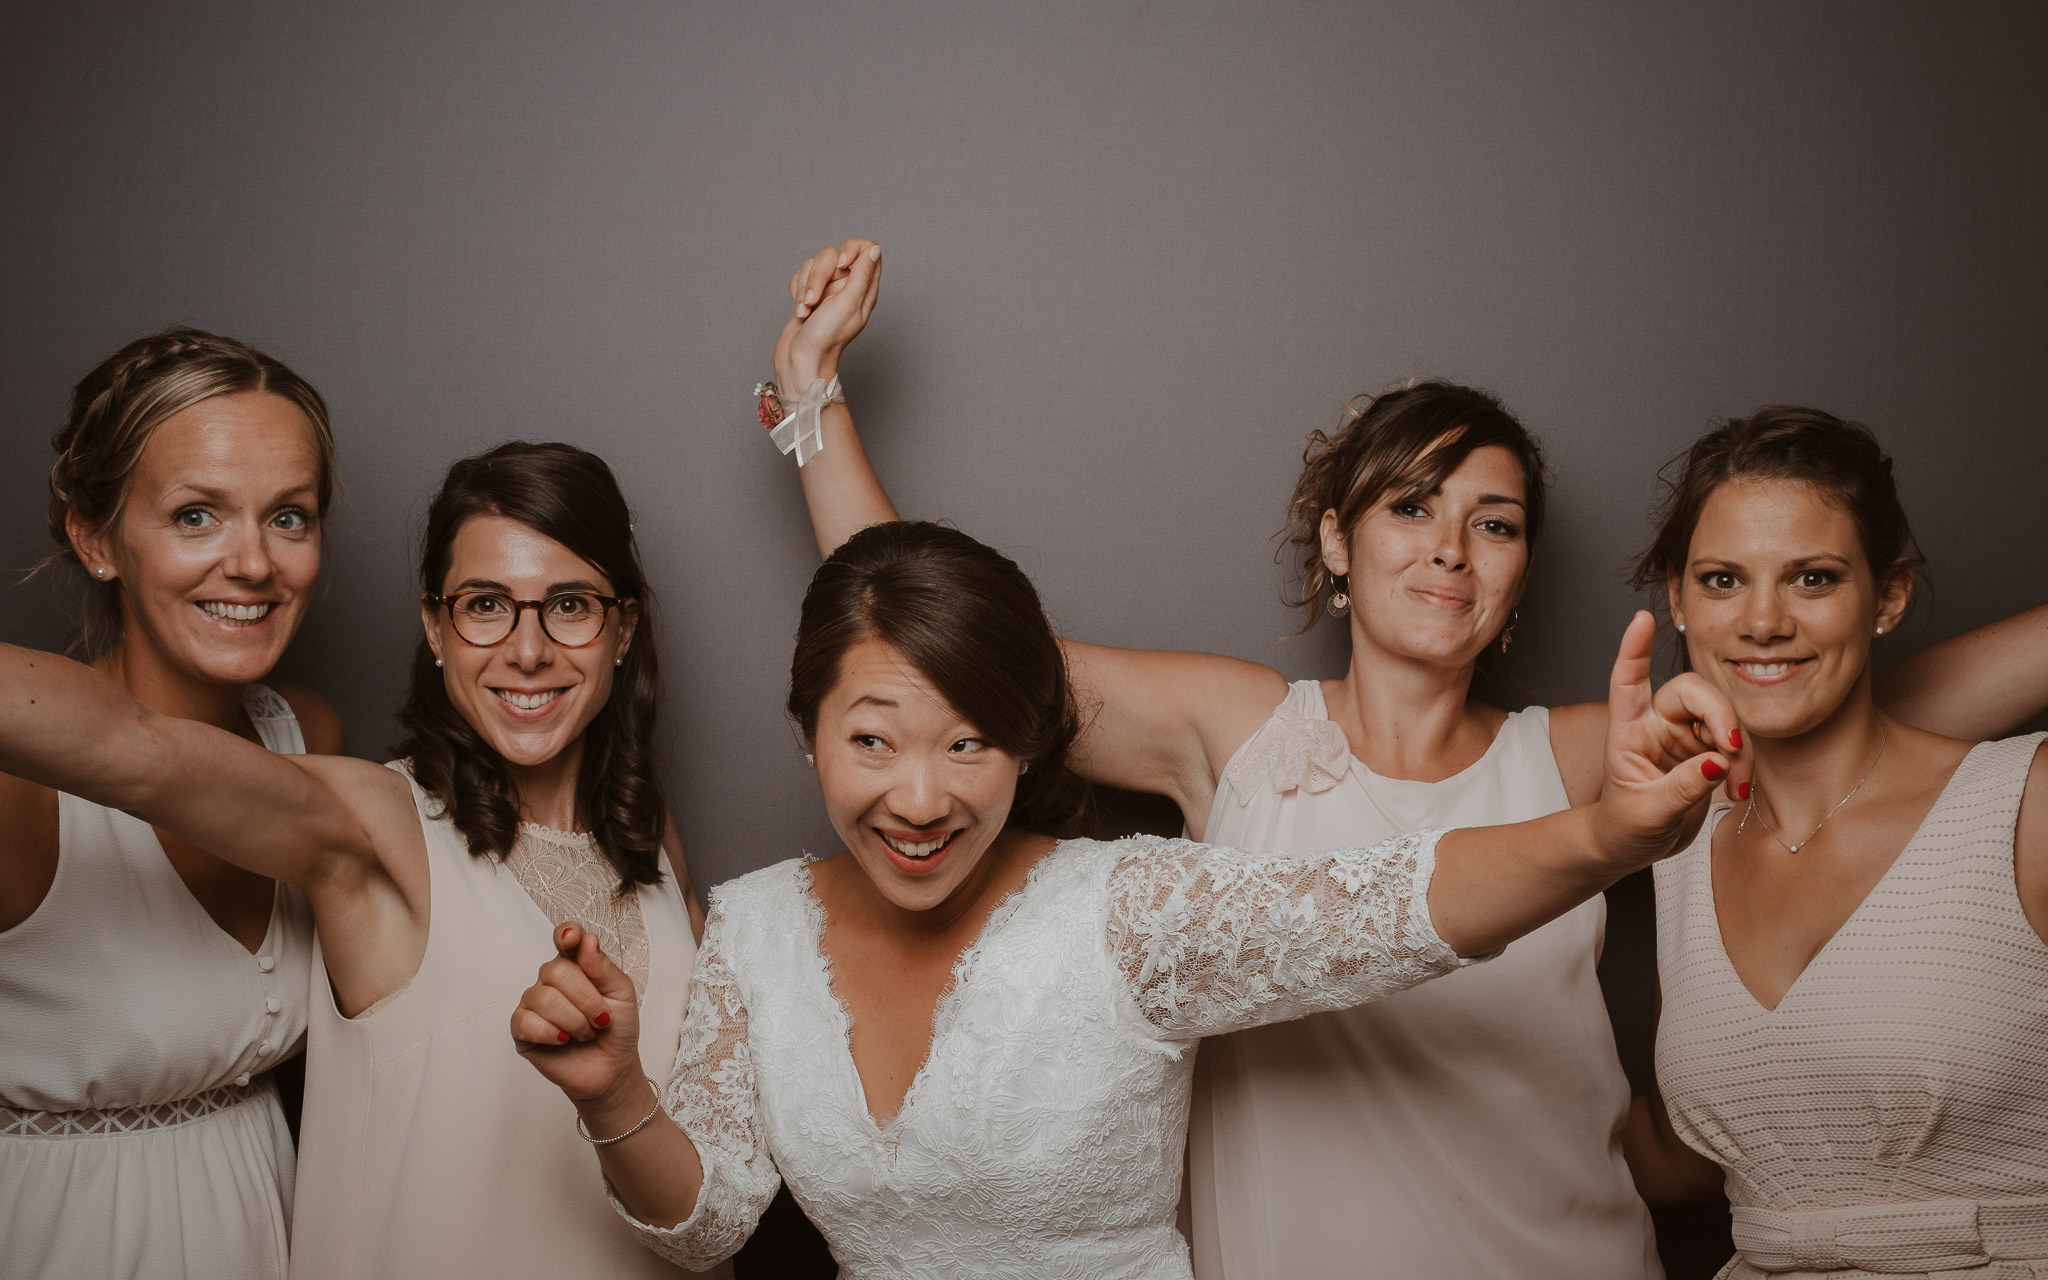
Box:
[1622,1086,1726,1205]
[1877,603,2048,739]
[768,240,1283,825]
[0,644,428,1012]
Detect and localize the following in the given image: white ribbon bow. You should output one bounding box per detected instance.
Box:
[769,376,843,467]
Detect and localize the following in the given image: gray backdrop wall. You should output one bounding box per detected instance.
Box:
[5,1,2044,892]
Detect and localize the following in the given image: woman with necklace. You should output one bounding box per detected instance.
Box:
[743,239,2043,1278]
[1627,407,2048,1278]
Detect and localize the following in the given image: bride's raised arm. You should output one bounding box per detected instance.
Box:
[1107,611,1745,1040]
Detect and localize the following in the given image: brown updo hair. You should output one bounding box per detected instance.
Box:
[1631,406,1923,596]
[393,442,667,889]
[1283,380,1549,631]
[45,326,338,658]
[788,521,1092,838]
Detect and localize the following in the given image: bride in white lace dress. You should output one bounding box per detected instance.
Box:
[513,521,1744,1279]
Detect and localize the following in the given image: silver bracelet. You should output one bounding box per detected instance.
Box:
[575,1077,665,1145]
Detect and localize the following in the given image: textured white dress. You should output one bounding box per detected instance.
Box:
[613,828,1476,1278]
[1655,734,2048,1279]
[288,762,717,1279]
[1186,682,1660,1279]
[0,684,314,1280]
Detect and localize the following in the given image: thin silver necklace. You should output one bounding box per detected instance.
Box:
[1738,716,1891,855]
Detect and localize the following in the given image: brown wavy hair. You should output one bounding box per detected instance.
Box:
[45,327,338,658]
[787,521,1092,838]
[1281,379,1548,632]
[1631,405,1923,594]
[394,442,667,889]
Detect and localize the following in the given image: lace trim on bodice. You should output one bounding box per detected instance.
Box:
[1221,687,1352,805]
[0,1075,273,1137]
[618,831,1473,1274]
[503,823,650,991]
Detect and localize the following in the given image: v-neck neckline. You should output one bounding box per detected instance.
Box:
[1705,741,1982,1014]
[794,846,1065,1136]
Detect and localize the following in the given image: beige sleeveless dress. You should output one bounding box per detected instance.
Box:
[288,762,720,1278]
[1185,681,1661,1279]
[0,684,314,1280]
[1654,734,2048,1279]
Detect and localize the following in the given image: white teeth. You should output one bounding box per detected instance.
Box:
[495,689,564,711]
[1740,661,1793,677]
[200,601,272,623]
[881,832,950,859]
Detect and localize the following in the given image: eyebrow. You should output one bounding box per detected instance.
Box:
[450,578,605,595]
[1474,494,1526,509]
[848,694,900,710]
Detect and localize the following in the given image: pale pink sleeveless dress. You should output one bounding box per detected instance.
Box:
[287,762,722,1278]
[1185,681,1661,1279]
[0,684,314,1279]
[1654,734,2048,1279]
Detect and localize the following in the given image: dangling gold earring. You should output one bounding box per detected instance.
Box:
[1499,609,1519,653]
[1329,574,1350,616]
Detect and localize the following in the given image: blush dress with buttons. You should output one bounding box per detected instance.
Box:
[0,684,314,1280]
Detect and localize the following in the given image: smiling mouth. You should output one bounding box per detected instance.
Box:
[878,829,960,863]
[199,601,274,625]
[493,688,565,712]
[1408,587,1472,611]
[1729,658,1812,682]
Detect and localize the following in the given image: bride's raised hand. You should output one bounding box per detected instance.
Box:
[775,238,882,387]
[1591,611,1749,870]
[511,922,642,1103]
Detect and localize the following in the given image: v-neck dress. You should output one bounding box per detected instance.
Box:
[1654,733,2048,1279]
[0,684,313,1280]
[1184,681,1659,1280]
[613,830,1478,1278]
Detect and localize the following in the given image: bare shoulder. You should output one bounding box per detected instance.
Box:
[1546,701,1607,807]
[2013,737,2048,944]
[272,683,346,755]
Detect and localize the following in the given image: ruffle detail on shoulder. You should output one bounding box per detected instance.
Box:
[1222,702,1353,805]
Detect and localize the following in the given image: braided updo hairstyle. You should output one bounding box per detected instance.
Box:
[1281,380,1548,633]
[45,326,338,658]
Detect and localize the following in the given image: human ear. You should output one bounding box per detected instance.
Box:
[419,595,447,667]
[1874,560,1915,636]
[1318,509,1350,576]
[1665,575,1687,636]
[612,600,639,661]
[65,508,115,580]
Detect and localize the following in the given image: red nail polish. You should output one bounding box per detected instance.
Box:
[1729,727,1742,751]
[1701,759,1727,782]
[1736,780,1752,800]
[595,1011,611,1029]
[558,1031,570,1043]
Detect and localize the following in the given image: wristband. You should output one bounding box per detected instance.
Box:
[755,376,842,467]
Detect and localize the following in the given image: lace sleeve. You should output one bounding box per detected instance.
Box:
[1105,829,1481,1041]
[608,902,781,1269]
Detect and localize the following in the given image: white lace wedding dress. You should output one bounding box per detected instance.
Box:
[612,830,1471,1278]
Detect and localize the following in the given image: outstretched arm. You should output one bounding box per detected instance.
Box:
[765,240,1283,822]
[1110,613,1743,1041]
[0,644,385,890]
[1877,603,2048,739]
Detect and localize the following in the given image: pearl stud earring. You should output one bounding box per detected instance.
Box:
[94,567,108,579]
[434,658,443,668]
[1875,626,1886,636]
[1676,623,1686,634]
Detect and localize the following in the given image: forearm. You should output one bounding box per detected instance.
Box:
[578,1075,708,1228]
[0,644,166,807]
[1429,806,1633,957]
[774,353,898,559]
[1878,603,2048,738]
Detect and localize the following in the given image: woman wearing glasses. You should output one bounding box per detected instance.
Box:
[0,441,716,1279]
